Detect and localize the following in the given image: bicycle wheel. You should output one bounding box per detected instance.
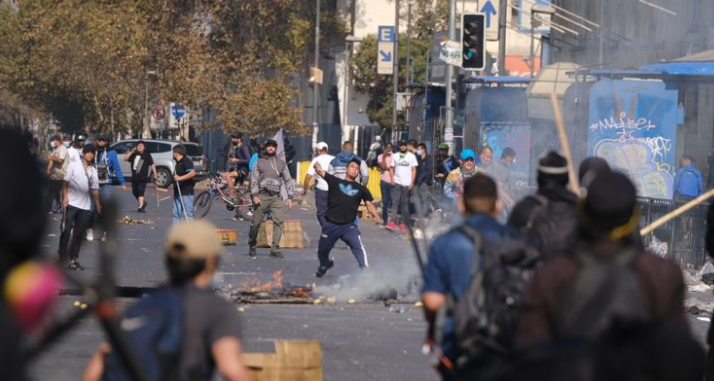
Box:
[193,191,213,219]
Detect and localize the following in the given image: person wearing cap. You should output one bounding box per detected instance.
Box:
[328,140,370,185]
[443,148,483,200]
[311,158,382,277]
[83,220,252,381]
[386,140,419,233]
[302,142,335,227]
[67,134,84,163]
[222,132,252,204]
[507,151,577,257]
[125,140,157,213]
[377,142,395,225]
[248,138,294,259]
[171,144,197,223]
[673,154,703,202]
[59,144,101,270]
[46,135,70,214]
[85,136,128,241]
[515,172,694,364]
[435,143,457,193]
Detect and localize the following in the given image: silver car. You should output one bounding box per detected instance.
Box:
[110,139,206,188]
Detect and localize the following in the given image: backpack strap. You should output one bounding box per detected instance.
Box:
[525,194,549,230]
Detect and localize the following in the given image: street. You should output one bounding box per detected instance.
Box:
[30,185,436,381]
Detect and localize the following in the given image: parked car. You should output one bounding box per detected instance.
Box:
[110,139,207,188]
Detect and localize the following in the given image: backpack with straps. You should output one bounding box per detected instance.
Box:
[525,195,578,258]
[449,224,540,366]
[101,287,183,381]
[557,247,651,340]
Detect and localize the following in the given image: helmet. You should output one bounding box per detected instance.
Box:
[438,143,449,151]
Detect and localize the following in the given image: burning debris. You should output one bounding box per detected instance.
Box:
[222,271,314,304]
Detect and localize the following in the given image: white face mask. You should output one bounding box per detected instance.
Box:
[50,141,56,148]
[63,142,71,148]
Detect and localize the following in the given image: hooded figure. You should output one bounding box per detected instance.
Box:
[328,140,370,185]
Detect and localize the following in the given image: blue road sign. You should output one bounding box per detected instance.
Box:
[379,50,392,62]
[171,104,186,118]
[378,26,395,43]
[480,1,497,28]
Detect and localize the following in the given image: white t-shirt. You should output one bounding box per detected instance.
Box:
[307,154,335,191]
[49,144,70,180]
[67,147,82,163]
[390,151,418,187]
[64,160,99,211]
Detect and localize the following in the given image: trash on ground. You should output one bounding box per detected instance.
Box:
[684,298,714,315]
[702,273,714,286]
[119,216,154,225]
[688,284,713,293]
[646,236,667,258]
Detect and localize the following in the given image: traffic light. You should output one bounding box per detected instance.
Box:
[461,13,486,70]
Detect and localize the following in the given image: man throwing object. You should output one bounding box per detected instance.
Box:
[312,159,381,278]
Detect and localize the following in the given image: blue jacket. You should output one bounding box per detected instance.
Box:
[422,214,517,361]
[97,149,125,185]
[673,164,703,198]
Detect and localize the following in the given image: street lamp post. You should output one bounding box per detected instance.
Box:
[529,5,556,78]
[143,70,156,139]
[343,36,362,133]
[312,0,320,148]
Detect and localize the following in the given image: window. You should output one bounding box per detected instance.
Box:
[111,141,133,154]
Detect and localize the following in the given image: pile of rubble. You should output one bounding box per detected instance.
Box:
[684,262,714,316]
[119,216,154,225]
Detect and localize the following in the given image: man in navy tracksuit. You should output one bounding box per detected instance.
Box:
[312,158,382,277]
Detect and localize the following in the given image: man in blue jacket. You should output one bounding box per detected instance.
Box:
[87,136,127,241]
[673,154,704,201]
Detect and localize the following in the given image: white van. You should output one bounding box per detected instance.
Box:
[110,139,207,188]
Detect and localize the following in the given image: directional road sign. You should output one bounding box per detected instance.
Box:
[377,26,395,75]
[480,0,499,41]
[171,104,186,119]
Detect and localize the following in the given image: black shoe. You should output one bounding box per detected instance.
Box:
[248,247,257,259]
[270,250,284,259]
[68,260,85,271]
[138,202,147,213]
[315,260,334,278]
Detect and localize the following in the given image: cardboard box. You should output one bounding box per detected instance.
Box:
[257,220,304,249]
[217,229,238,245]
[242,340,323,381]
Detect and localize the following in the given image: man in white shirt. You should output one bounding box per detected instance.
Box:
[46,135,70,214]
[67,135,85,163]
[59,144,101,270]
[302,142,335,226]
[387,140,418,233]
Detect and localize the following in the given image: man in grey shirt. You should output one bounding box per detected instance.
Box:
[248,139,294,259]
[488,147,516,216]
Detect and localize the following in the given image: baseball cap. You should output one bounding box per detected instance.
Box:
[460,149,476,161]
[580,171,638,237]
[50,135,61,142]
[76,134,86,141]
[230,132,243,139]
[438,143,449,150]
[265,139,278,147]
[398,140,408,146]
[165,220,223,260]
[96,136,107,141]
[316,142,328,151]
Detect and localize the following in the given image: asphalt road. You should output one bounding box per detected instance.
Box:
[28,184,712,380]
[30,184,436,381]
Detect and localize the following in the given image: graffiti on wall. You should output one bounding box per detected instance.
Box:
[480,122,532,187]
[587,80,678,199]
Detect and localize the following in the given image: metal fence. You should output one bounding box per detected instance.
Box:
[638,197,710,270]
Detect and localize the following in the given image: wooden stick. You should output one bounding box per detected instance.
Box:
[640,188,714,236]
[550,92,580,192]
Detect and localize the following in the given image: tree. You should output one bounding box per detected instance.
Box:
[350,0,449,130]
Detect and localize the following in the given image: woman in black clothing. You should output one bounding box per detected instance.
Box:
[124,140,157,212]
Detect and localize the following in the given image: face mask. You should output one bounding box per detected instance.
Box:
[417,150,423,156]
[50,141,56,148]
[63,142,71,148]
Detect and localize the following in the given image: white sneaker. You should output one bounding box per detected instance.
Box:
[413,229,424,240]
[86,229,94,242]
[246,210,254,217]
[101,232,107,242]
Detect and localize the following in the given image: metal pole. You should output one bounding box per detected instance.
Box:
[598,0,604,66]
[392,0,400,137]
[313,0,320,136]
[343,41,349,130]
[406,3,412,87]
[530,10,535,78]
[497,0,508,75]
[444,0,456,151]
[143,76,149,139]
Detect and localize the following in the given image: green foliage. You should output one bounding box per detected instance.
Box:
[350,0,449,129]
[0,0,346,136]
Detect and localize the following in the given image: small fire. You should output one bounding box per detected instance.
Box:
[290,287,310,298]
[240,271,284,293]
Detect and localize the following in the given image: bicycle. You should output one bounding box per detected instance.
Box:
[193,172,254,221]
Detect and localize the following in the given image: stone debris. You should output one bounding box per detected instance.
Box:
[119,216,154,225]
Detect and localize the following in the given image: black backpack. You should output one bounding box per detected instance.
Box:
[101,287,183,381]
[449,224,540,367]
[556,247,650,340]
[525,195,578,258]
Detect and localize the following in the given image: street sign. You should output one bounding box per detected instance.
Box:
[377,26,395,75]
[439,39,462,67]
[152,105,165,121]
[171,104,186,119]
[480,0,499,41]
[517,0,552,35]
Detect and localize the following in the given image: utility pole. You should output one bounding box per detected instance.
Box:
[444,0,456,151]
[392,0,400,140]
[406,3,412,87]
[313,0,321,145]
[598,0,604,67]
[497,0,507,75]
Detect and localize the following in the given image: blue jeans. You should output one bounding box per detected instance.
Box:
[380,180,392,224]
[317,220,368,268]
[173,194,194,224]
[315,188,328,227]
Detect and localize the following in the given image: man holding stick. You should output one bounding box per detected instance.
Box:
[312,159,381,277]
[171,144,196,223]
